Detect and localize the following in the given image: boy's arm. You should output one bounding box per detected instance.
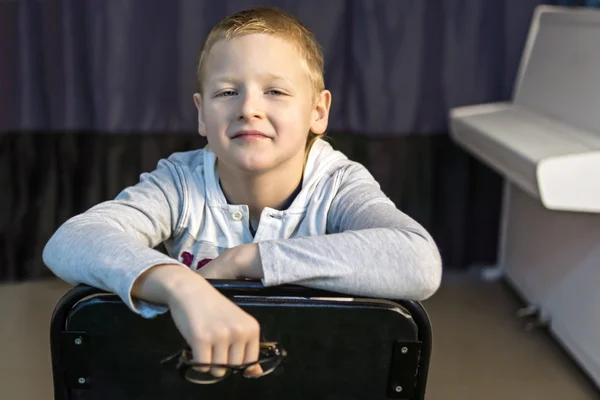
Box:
[42,159,189,317]
[255,164,442,301]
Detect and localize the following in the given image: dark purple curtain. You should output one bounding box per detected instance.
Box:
[1,0,558,133]
[0,0,562,281]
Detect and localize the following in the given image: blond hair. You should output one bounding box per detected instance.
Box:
[197,6,326,157]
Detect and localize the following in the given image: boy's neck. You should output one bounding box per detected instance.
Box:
[217,159,304,220]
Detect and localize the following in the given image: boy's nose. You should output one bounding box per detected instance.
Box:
[238,93,265,120]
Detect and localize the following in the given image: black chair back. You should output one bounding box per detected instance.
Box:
[51,281,432,399]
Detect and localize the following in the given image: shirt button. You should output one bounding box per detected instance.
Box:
[231,211,243,221]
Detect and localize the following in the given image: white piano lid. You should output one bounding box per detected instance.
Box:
[514,6,600,140]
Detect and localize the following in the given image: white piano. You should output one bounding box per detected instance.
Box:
[450,5,600,387]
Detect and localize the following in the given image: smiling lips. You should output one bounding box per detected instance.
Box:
[231,130,271,140]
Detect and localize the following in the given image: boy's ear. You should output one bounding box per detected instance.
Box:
[310,90,332,135]
[193,93,207,137]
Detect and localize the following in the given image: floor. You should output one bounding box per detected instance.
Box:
[0,273,598,400]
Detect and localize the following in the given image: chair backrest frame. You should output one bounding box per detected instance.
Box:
[50,281,432,400]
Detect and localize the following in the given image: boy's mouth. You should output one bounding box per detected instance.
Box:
[231,130,271,140]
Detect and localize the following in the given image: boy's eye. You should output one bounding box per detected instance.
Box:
[216,90,237,97]
[266,89,285,96]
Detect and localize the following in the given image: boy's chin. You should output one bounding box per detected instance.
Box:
[215,146,305,176]
[221,155,280,175]
[235,159,281,175]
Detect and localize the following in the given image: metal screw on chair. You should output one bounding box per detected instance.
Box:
[395,386,403,392]
[74,337,82,345]
[78,377,86,384]
[401,347,408,354]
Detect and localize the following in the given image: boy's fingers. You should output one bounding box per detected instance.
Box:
[244,363,264,377]
[228,342,246,366]
[211,343,229,377]
[242,339,263,377]
[192,343,212,373]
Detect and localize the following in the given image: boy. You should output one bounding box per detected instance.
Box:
[44,7,442,380]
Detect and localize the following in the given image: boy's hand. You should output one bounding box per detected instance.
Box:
[197,244,263,280]
[166,274,264,378]
[132,265,263,378]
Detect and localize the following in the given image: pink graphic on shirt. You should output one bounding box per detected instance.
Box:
[197,258,213,269]
[180,252,194,267]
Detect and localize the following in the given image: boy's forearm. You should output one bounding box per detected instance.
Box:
[132,264,212,305]
[133,242,264,306]
[232,243,264,279]
[195,243,264,280]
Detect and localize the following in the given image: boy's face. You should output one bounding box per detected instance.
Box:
[193,33,331,175]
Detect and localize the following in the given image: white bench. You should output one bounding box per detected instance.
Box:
[449,5,600,387]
